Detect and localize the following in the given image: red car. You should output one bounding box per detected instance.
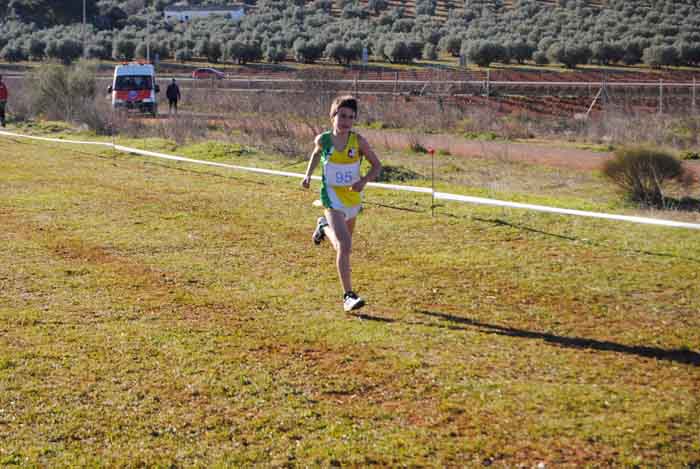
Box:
[192,68,225,80]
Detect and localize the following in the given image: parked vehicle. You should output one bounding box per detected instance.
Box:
[192,67,225,80]
[108,62,160,116]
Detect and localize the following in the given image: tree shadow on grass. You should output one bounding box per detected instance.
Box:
[369,198,700,263]
[418,309,700,367]
[469,215,700,264]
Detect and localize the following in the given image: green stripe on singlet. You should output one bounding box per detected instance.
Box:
[319,131,333,208]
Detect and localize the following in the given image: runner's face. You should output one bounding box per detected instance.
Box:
[333,107,356,134]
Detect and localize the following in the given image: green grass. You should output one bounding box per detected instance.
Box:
[1,134,700,467]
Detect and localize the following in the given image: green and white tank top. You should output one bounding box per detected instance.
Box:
[319,131,362,209]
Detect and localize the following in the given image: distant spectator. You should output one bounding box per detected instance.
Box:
[166,78,181,115]
[0,75,7,127]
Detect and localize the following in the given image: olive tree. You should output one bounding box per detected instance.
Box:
[464,40,507,67]
[546,42,591,69]
[642,45,679,68]
[112,37,136,61]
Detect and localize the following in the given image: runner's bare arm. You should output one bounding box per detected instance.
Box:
[352,134,382,192]
[301,135,323,189]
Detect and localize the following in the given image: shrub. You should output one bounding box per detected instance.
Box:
[26,61,108,133]
[680,150,700,160]
[376,165,421,182]
[602,147,690,206]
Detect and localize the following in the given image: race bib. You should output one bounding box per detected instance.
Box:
[325,161,360,187]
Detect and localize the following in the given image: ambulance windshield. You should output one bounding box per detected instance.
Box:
[114,75,153,91]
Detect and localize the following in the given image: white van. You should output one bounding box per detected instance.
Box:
[108,62,160,116]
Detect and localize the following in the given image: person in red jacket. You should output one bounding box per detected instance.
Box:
[0,75,7,127]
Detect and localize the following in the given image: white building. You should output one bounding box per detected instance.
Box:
[164,5,247,22]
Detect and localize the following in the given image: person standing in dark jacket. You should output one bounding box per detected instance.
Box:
[166,78,181,115]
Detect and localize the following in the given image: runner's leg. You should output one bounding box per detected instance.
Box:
[325,209,352,293]
[323,211,356,249]
[346,216,356,237]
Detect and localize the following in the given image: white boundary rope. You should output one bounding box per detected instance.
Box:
[2,129,700,231]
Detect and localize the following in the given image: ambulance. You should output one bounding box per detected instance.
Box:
[108,62,160,116]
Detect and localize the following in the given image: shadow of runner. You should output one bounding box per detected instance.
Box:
[418,310,700,367]
[347,312,397,323]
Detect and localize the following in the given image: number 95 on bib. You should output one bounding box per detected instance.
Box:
[325,162,360,187]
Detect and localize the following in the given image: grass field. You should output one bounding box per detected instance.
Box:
[1,132,699,467]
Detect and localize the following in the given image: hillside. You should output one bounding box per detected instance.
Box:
[1,0,699,70]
